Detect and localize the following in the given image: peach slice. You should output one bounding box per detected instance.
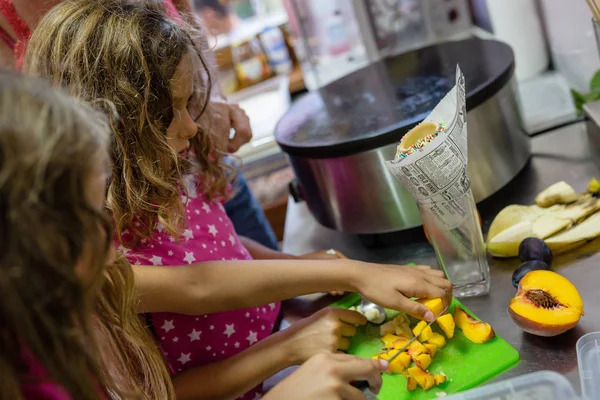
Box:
[454,307,495,344]
[508,270,584,337]
[436,314,455,338]
[389,352,411,373]
[407,366,435,390]
[414,353,432,370]
[416,297,444,317]
[392,338,409,350]
[424,343,438,357]
[427,332,446,348]
[413,320,434,342]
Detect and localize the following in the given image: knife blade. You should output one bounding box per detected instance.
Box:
[352,305,450,394]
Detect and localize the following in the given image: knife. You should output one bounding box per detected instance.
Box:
[352,305,450,394]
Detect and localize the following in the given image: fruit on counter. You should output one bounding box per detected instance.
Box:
[587,177,600,195]
[488,193,600,258]
[454,307,495,344]
[508,270,584,337]
[487,221,534,258]
[407,340,428,359]
[416,297,444,318]
[427,332,447,348]
[535,181,578,207]
[545,212,600,254]
[518,237,553,265]
[407,366,436,390]
[512,260,550,289]
[436,314,456,338]
[413,320,434,342]
[388,352,412,373]
[434,374,447,385]
[487,205,543,244]
[381,333,403,348]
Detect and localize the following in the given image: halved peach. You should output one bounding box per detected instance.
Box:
[454,307,495,344]
[389,352,411,373]
[413,320,434,342]
[407,366,435,390]
[436,314,455,338]
[416,297,444,317]
[414,353,432,370]
[509,270,584,337]
[427,332,446,348]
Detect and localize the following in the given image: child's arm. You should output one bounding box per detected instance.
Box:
[133,259,451,320]
[172,308,367,400]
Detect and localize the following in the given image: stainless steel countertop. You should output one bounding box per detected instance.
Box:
[278,121,600,394]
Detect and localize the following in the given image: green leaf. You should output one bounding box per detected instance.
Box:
[591,69,600,92]
[585,91,600,103]
[572,89,585,115]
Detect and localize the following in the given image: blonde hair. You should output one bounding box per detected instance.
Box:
[24,0,232,244]
[0,69,173,399]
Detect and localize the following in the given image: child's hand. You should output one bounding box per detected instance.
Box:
[281,308,366,365]
[351,262,452,321]
[300,249,347,296]
[263,353,387,400]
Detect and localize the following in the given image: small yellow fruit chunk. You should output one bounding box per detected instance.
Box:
[416,298,444,317]
[408,366,435,390]
[424,343,438,357]
[413,320,434,342]
[392,338,409,350]
[407,377,418,391]
[434,374,447,385]
[427,333,446,348]
[389,352,411,373]
[407,340,427,359]
[414,353,432,370]
[436,314,455,338]
[381,333,402,348]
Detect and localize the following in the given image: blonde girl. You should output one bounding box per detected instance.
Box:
[0,69,173,399]
[24,1,451,399]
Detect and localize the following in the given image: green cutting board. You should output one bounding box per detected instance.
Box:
[331,294,520,399]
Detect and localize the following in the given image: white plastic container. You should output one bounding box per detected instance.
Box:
[443,371,578,399]
[577,332,600,399]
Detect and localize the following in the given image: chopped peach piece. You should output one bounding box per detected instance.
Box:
[427,333,446,348]
[416,298,444,318]
[407,377,418,391]
[378,350,399,361]
[381,333,402,348]
[380,321,396,336]
[434,374,447,385]
[414,353,432,370]
[392,337,409,350]
[407,340,427,359]
[407,366,435,390]
[389,352,411,373]
[412,320,434,342]
[437,313,456,338]
[424,343,438,357]
[455,307,495,344]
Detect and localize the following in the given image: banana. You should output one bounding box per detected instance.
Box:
[545,212,600,253]
[488,221,534,258]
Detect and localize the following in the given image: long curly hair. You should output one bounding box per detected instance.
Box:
[24,0,232,244]
[0,70,173,399]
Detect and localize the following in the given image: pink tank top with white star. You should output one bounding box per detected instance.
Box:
[118,173,281,400]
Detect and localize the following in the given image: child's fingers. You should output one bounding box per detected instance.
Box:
[424,269,446,278]
[425,275,452,292]
[334,308,368,326]
[338,323,357,338]
[393,296,435,321]
[337,337,351,351]
[336,356,386,394]
[413,265,432,271]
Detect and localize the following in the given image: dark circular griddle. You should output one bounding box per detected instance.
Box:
[275,38,515,159]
